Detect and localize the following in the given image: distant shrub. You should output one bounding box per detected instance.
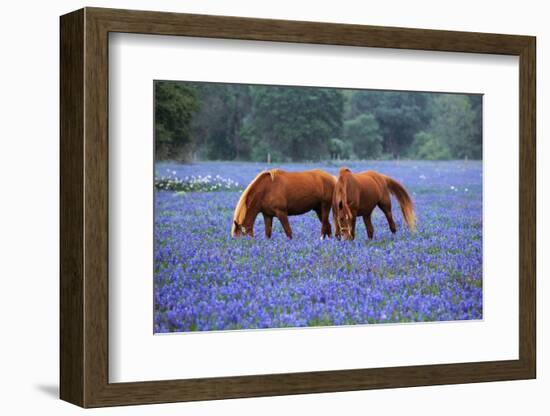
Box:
[408,131,452,160]
[343,113,383,159]
[249,141,287,163]
[328,138,353,160]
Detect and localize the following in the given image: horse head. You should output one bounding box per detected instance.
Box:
[232,220,254,237]
[232,171,275,238]
[336,199,354,240]
[335,168,354,240]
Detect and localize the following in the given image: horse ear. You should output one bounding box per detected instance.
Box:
[234,220,239,228]
[339,167,351,177]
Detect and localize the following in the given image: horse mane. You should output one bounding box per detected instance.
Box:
[336,167,352,213]
[232,170,277,235]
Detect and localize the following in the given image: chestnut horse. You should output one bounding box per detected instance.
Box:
[333,167,416,240]
[232,169,335,239]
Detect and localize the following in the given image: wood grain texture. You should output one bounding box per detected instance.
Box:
[59,7,537,408]
[518,38,536,376]
[88,7,532,55]
[83,11,110,407]
[59,8,84,407]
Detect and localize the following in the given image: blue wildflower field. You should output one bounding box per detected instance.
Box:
[154,161,482,333]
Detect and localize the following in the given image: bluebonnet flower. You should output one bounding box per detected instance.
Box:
[154,160,482,332]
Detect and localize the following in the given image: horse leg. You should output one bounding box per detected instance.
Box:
[316,205,332,239]
[333,209,341,240]
[314,208,324,238]
[378,200,397,234]
[363,214,374,240]
[321,202,332,238]
[351,216,357,240]
[262,213,273,239]
[275,210,293,239]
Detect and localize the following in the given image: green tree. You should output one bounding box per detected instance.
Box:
[153,80,482,163]
[328,138,353,160]
[154,81,199,161]
[468,95,483,157]
[343,113,383,159]
[408,95,482,160]
[408,131,451,160]
[190,83,252,160]
[428,94,481,159]
[348,91,431,157]
[243,86,344,161]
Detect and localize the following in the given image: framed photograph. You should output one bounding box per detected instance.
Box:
[60,7,536,408]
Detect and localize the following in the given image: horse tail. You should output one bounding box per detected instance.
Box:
[385,176,416,231]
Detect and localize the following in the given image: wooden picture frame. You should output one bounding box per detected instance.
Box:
[60,7,536,408]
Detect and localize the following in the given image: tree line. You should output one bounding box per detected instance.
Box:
[155,81,482,162]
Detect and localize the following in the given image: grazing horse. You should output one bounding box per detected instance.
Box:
[333,167,416,240]
[232,169,336,239]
